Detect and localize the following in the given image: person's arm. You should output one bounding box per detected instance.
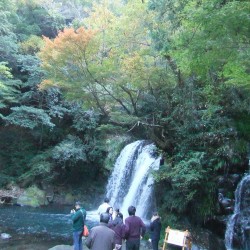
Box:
[85,230,93,249]
[140,219,146,237]
[71,210,81,222]
[122,224,126,239]
[82,209,87,221]
[124,219,129,239]
[150,221,154,231]
[112,233,116,250]
[97,204,102,215]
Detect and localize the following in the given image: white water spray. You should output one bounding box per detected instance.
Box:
[225,174,250,249]
[106,140,160,219]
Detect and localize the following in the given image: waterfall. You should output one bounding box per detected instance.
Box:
[106,140,160,219]
[225,174,250,250]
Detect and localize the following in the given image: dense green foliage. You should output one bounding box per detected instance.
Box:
[0,0,249,227]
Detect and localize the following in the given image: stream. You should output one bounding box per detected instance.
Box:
[0,204,99,249]
[0,204,227,250]
[0,205,99,237]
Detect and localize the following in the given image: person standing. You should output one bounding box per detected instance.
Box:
[97,197,110,215]
[124,206,146,250]
[109,209,125,249]
[149,212,162,250]
[71,201,86,250]
[106,206,113,222]
[86,212,115,250]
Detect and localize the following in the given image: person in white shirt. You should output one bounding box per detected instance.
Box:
[97,197,110,215]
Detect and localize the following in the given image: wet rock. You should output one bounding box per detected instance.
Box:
[48,245,73,250]
[204,216,227,237]
[17,185,46,207]
[218,193,234,214]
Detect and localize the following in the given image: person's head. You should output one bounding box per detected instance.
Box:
[128,206,136,216]
[153,211,159,217]
[104,197,110,203]
[117,212,123,220]
[113,208,119,217]
[75,201,81,209]
[100,212,110,224]
[106,206,113,214]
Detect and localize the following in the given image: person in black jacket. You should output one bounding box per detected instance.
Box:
[149,212,162,250]
[108,209,125,249]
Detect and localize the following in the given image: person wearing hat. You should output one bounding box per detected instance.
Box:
[71,201,87,250]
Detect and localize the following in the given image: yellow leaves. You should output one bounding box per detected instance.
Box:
[85,2,116,31]
[39,79,54,90]
[122,53,143,74]
[121,52,155,87]
[38,27,100,94]
[42,27,96,54]
[39,27,97,70]
[20,35,44,54]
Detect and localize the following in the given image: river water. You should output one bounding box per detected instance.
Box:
[0,205,99,237]
[0,204,100,249]
[0,204,228,250]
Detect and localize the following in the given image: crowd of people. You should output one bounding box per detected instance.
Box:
[70,198,162,250]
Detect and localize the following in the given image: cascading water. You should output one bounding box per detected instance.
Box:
[106,140,160,219]
[225,174,250,250]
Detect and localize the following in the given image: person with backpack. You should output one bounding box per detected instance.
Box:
[70,201,86,250]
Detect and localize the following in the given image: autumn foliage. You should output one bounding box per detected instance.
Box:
[39,27,97,89]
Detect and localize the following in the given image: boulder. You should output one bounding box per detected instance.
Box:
[16,185,45,207]
[48,245,73,250]
[1,233,11,239]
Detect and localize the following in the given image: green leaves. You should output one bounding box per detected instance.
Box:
[18,151,53,183]
[0,62,21,108]
[4,106,55,129]
[52,135,87,163]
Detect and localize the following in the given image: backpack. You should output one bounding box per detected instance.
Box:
[80,209,89,237]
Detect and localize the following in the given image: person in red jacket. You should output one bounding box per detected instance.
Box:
[124,206,146,250]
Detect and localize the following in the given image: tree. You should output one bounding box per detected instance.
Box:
[149,0,250,87]
[0,62,21,109]
[39,1,170,121]
[146,0,250,223]
[4,106,55,129]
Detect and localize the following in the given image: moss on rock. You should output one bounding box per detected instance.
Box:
[17,185,45,207]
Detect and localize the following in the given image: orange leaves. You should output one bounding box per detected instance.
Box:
[39,27,97,69]
[39,79,54,90]
[53,27,96,51]
[38,27,99,90]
